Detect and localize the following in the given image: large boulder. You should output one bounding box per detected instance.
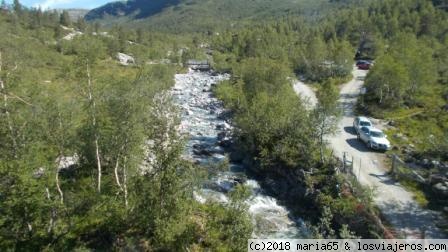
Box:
[117,53,135,66]
[62,31,83,40]
[56,155,79,171]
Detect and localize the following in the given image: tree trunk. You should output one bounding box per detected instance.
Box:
[86,61,102,193]
[123,156,128,208]
[94,138,101,193]
[45,187,55,234]
[114,156,124,192]
[379,86,383,104]
[55,162,64,204]
[56,111,65,204]
[320,129,325,164]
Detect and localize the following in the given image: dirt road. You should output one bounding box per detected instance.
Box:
[294,67,446,238]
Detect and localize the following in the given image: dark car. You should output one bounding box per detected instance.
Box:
[356,60,372,70]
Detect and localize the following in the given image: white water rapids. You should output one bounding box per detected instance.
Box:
[171,69,307,238]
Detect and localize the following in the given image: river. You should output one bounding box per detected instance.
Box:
[171,69,307,238]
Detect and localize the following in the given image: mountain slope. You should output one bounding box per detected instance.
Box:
[85,0,180,20]
[85,0,363,32]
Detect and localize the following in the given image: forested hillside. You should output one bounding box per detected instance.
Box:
[85,0,371,32]
[0,3,252,250]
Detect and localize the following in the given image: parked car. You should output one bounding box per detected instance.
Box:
[353,116,373,134]
[356,60,372,70]
[358,126,391,151]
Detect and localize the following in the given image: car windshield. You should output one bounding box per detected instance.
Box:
[360,121,371,126]
[361,127,369,133]
[370,131,384,138]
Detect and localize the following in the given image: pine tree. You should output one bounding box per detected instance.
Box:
[76,17,87,32]
[13,0,20,14]
[59,10,71,26]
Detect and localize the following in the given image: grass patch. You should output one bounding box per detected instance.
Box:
[399,179,429,208]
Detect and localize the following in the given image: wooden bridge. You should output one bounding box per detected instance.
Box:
[186,60,211,71]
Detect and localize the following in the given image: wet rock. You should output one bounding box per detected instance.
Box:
[203,181,229,193]
[234,176,247,184]
[216,123,231,130]
[212,154,227,162]
[193,148,212,156]
[418,158,432,168]
[432,160,440,168]
[429,174,447,185]
[442,163,448,172]
[219,139,233,148]
[230,151,245,163]
[433,183,448,198]
[208,146,225,154]
[217,111,232,120]
[193,143,208,150]
[217,131,227,140]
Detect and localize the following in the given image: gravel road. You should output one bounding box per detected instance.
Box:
[293,66,446,238]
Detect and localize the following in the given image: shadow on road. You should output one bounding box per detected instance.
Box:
[346,138,371,152]
[344,126,357,135]
[340,102,355,116]
[369,173,397,185]
[379,201,447,238]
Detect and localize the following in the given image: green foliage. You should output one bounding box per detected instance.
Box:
[216,58,320,169]
[59,10,71,26]
[2,0,447,246]
[364,55,409,108]
[0,10,252,250]
[213,26,354,82]
[351,0,448,168]
[314,79,342,163]
[203,185,253,251]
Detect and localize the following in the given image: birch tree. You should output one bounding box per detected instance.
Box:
[313,79,340,164]
[72,38,106,193]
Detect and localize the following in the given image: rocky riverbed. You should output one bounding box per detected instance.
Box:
[171,69,307,238]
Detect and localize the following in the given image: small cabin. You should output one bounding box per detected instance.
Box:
[186,60,211,71]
